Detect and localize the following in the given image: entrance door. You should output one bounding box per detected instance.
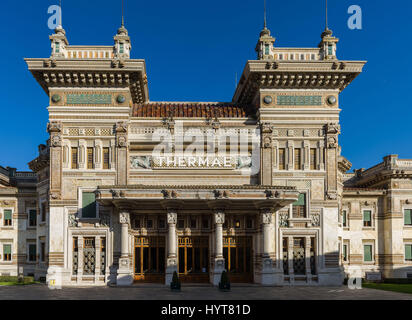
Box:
[134,236,165,283]
[178,237,209,283]
[223,237,253,283]
[293,238,306,275]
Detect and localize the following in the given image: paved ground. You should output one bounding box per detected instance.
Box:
[0,284,411,300]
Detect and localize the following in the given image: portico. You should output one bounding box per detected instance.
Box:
[96,185,299,286]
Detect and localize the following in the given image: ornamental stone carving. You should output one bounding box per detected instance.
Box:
[162,190,178,199]
[261,209,273,224]
[214,190,229,199]
[263,136,272,149]
[327,136,338,149]
[265,190,280,199]
[50,135,62,147]
[115,121,128,133]
[68,212,78,227]
[326,123,341,135]
[119,212,130,224]
[47,121,62,133]
[311,213,321,227]
[214,212,225,224]
[100,212,111,227]
[167,211,177,224]
[117,136,128,148]
[261,122,273,134]
[279,212,289,228]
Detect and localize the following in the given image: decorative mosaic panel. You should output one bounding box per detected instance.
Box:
[277,95,322,106]
[66,94,112,105]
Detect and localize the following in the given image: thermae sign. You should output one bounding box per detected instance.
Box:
[130,156,253,170]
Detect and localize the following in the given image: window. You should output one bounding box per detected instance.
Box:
[159,219,166,229]
[310,148,317,170]
[3,244,11,261]
[363,210,372,227]
[87,147,94,169]
[3,209,12,226]
[202,218,209,229]
[279,148,286,170]
[294,149,301,170]
[82,192,96,218]
[40,242,46,262]
[41,202,47,222]
[405,209,412,226]
[29,209,37,227]
[55,42,60,53]
[406,245,412,262]
[364,244,373,262]
[292,193,307,218]
[28,244,36,262]
[177,219,185,229]
[343,244,348,262]
[190,218,197,229]
[134,219,141,229]
[279,54,283,60]
[71,147,78,169]
[328,45,333,55]
[300,54,305,60]
[246,218,253,229]
[103,148,110,169]
[342,210,347,227]
[311,54,316,60]
[119,43,124,54]
[147,219,153,229]
[264,44,270,55]
[290,54,294,60]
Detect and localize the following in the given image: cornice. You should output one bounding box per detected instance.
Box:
[233,60,366,105]
[25,58,149,104]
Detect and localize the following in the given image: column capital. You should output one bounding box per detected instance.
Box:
[261,211,273,224]
[214,212,225,225]
[167,211,177,224]
[119,211,130,224]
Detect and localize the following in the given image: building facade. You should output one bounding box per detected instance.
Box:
[1,19,412,287]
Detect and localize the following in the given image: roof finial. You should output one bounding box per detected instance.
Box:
[264,0,267,29]
[121,0,125,26]
[325,0,328,30]
[59,0,62,26]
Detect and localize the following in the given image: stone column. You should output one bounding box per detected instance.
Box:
[77,236,84,284]
[260,123,273,185]
[115,122,129,185]
[305,236,312,283]
[95,236,101,282]
[260,207,277,285]
[288,236,295,282]
[212,209,225,286]
[116,211,133,286]
[165,209,178,285]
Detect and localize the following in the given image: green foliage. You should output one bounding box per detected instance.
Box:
[363,283,412,294]
[0,276,35,285]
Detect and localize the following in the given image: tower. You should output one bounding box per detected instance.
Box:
[255,0,275,60]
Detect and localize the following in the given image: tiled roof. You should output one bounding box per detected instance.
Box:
[132,102,249,118]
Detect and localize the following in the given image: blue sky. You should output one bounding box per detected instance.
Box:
[0,0,411,171]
